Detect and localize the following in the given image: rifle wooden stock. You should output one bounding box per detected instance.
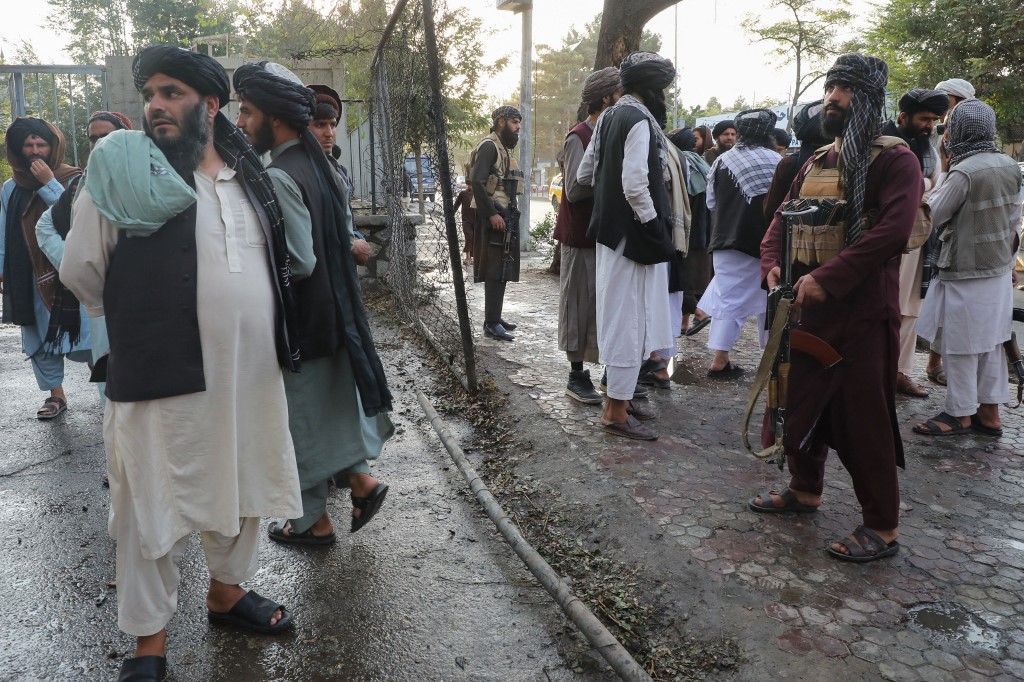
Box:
[790,329,842,368]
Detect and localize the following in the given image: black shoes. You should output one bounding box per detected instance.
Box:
[483,322,514,341]
[599,370,649,399]
[499,318,517,331]
[638,358,671,389]
[566,369,603,404]
[118,655,167,682]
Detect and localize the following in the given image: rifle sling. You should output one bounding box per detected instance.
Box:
[741,299,844,458]
[741,298,793,460]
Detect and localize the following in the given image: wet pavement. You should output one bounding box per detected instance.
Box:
[462,258,1024,681]
[0,315,590,681]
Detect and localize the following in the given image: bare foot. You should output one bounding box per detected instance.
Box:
[134,629,166,658]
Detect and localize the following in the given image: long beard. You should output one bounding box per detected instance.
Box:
[821,107,847,137]
[500,127,519,149]
[144,102,210,177]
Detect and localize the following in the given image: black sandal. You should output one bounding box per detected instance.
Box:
[351,483,389,533]
[267,519,336,546]
[117,655,166,682]
[827,526,899,563]
[207,590,294,634]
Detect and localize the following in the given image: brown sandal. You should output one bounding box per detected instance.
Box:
[36,396,67,420]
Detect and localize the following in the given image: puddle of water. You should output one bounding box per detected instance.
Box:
[908,602,1002,653]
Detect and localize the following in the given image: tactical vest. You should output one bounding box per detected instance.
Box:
[794,136,928,267]
[468,132,522,208]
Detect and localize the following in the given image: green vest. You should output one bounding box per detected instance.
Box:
[936,152,1022,280]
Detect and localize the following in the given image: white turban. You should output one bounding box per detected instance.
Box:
[934,78,975,101]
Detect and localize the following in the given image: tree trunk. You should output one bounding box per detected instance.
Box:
[548,242,561,274]
[594,0,681,68]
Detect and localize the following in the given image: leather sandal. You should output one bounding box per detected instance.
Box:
[896,372,928,398]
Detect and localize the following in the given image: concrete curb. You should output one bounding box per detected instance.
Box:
[416,390,652,682]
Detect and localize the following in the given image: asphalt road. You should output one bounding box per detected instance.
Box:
[0,312,592,681]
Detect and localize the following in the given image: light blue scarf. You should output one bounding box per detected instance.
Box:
[83,130,196,237]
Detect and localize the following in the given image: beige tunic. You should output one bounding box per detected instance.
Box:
[63,166,302,560]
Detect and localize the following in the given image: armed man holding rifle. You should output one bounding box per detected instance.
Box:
[470,105,524,341]
[748,54,923,563]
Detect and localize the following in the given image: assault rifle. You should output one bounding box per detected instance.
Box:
[489,169,523,283]
[1007,307,1024,407]
[742,199,842,469]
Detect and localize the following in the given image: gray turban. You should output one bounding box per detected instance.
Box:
[934,78,975,101]
[582,67,620,103]
[492,105,522,123]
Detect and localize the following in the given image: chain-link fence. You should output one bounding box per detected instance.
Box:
[371,0,477,391]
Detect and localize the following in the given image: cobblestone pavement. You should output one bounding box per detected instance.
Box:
[465,260,1024,681]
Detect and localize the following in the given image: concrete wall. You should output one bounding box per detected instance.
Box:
[104,55,344,130]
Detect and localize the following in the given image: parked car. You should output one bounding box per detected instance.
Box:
[549,173,563,211]
[404,153,437,201]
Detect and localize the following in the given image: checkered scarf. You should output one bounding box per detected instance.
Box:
[946,98,998,166]
[713,144,781,203]
[824,54,889,245]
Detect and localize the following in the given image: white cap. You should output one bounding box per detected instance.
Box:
[934,78,975,100]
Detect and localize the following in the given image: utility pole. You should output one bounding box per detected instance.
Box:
[498,0,533,249]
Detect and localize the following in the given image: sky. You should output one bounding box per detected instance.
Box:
[1,0,872,111]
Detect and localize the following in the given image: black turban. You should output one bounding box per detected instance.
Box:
[735,108,777,138]
[712,119,735,139]
[133,45,230,107]
[772,128,792,148]
[492,105,522,123]
[619,51,675,92]
[823,53,889,247]
[233,61,316,130]
[898,88,949,117]
[668,127,697,152]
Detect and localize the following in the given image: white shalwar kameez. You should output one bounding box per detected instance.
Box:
[917,168,1020,417]
[63,166,302,636]
[697,250,769,352]
[579,116,673,400]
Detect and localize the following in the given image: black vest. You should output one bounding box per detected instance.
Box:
[707,164,771,259]
[270,144,345,360]
[586,105,673,265]
[103,190,204,402]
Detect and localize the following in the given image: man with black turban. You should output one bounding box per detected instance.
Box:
[698,108,782,379]
[914,99,1021,439]
[554,66,621,404]
[882,88,949,398]
[577,51,678,440]
[751,54,923,565]
[469,104,524,341]
[62,45,308,681]
[233,61,394,548]
[306,82,371,267]
[704,119,736,165]
[2,117,88,420]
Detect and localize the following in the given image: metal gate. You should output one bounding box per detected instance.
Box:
[0,65,109,168]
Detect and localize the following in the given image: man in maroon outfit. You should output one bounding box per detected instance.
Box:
[749,54,923,563]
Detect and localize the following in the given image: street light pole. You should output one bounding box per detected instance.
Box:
[498,0,533,250]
